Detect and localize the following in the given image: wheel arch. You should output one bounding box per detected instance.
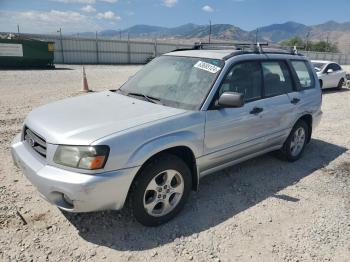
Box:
[129,146,199,198]
[296,114,313,143]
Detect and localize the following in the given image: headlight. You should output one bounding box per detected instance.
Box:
[53,145,110,170]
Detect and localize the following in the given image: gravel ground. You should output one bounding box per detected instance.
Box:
[0,65,349,262]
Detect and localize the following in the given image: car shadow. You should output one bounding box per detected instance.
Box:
[322,87,350,94]
[0,66,73,71]
[62,139,346,251]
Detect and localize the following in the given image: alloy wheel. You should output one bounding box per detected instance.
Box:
[143,169,184,217]
[290,127,306,157]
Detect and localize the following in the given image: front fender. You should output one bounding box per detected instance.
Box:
[126,131,202,167]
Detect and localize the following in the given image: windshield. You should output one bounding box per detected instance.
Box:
[119,55,224,110]
[312,62,326,72]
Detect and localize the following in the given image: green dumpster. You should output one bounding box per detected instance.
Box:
[0,38,55,68]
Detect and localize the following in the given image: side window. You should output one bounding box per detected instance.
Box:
[324,64,331,73]
[329,64,337,72]
[219,61,262,102]
[262,61,293,97]
[291,60,315,89]
[333,64,341,71]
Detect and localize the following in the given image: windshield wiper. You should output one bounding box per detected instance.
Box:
[126,92,161,104]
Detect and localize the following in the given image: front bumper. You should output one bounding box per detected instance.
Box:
[11,134,139,212]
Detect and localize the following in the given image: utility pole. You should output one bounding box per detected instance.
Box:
[255,28,259,44]
[17,24,20,37]
[326,33,330,52]
[57,28,65,64]
[305,31,310,51]
[208,20,212,44]
[119,29,122,40]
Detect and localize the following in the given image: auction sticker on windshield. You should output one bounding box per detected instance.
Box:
[194,61,221,74]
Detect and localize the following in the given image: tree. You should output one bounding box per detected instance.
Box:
[309,41,338,53]
[280,37,305,48]
[280,37,339,53]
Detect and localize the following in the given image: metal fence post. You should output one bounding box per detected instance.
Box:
[127,34,131,64]
[59,28,65,64]
[95,31,99,64]
[154,38,158,57]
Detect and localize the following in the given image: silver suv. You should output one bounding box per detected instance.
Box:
[11,43,322,226]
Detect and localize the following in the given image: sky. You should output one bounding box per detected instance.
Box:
[0,0,350,34]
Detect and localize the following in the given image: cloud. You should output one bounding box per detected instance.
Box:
[0,10,100,33]
[202,5,214,12]
[99,0,118,3]
[52,0,96,3]
[96,11,121,21]
[163,0,178,8]
[81,5,96,12]
[20,10,87,23]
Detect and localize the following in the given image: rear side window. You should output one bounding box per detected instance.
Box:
[291,61,315,89]
[262,61,293,97]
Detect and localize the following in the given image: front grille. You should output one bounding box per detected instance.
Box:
[24,127,47,158]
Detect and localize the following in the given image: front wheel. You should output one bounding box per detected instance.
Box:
[131,154,192,226]
[280,120,309,162]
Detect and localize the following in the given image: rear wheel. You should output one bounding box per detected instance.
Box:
[131,154,192,226]
[280,120,309,162]
[337,78,345,90]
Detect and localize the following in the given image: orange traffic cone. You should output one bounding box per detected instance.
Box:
[82,66,90,92]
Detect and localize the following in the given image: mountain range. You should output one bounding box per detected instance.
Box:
[80,21,350,53]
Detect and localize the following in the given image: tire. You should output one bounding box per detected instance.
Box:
[337,78,345,90]
[280,120,309,162]
[130,154,192,226]
[319,80,323,89]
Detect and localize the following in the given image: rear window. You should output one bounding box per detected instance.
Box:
[291,61,315,89]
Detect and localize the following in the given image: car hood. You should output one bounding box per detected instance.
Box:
[25,91,186,145]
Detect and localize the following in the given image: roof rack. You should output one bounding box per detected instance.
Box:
[170,42,305,60]
[268,44,305,55]
[193,42,269,53]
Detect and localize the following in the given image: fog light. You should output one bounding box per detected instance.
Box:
[63,194,73,206]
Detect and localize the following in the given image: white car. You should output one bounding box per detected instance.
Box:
[312,60,346,89]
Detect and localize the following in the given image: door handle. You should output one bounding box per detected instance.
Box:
[291,98,300,105]
[250,107,264,115]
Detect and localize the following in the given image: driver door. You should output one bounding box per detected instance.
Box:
[323,64,337,88]
[202,61,269,172]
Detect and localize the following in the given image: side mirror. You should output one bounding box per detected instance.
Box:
[217,92,244,108]
[327,69,334,74]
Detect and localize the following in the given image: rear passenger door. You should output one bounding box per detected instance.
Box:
[259,60,297,145]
